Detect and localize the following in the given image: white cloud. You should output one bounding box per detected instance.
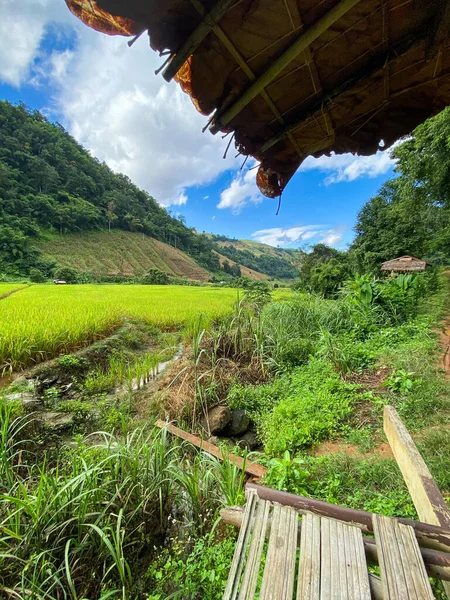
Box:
[203,195,210,200]
[217,167,263,214]
[0,0,73,86]
[300,150,395,184]
[252,225,344,248]
[0,1,238,207]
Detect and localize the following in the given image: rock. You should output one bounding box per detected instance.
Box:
[37,411,74,430]
[237,430,259,450]
[200,406,231,435]
[208,436,219,446]
[41,376,58,387]
[21,392,42,412]
[223,409,250,436]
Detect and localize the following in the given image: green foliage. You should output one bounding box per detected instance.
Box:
[242,279,272,312]
[142,268,169,285]
[58,353,88,370]
[351,106,450,270]
[295,244,351,297]
[146,531,236,600]
[261,359,356,454]
[54,266,78,283]
[218,242,299,279]
[28,267,46,282]
[264,450,310,494]
[384,369,417,394]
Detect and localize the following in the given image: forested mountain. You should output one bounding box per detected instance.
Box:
[0,101,299,280]
[351,107,450,272]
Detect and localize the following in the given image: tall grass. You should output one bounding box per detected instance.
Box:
[0,405,245,598]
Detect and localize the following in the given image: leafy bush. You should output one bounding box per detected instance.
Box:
[264,451,310,494]
[261,359,356,455]
[384,369,418,394]
[53,266,79,283]
[146,531,236,600]
[227,375,292,422]
[142,268,169,285]
[28,267,46,283]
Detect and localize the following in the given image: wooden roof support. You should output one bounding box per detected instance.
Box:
[162,0,236,82]
[258,28,422,154]
[210,0,363,134]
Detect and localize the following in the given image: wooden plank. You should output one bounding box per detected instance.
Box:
[373,514,434,599]
[221,504,450,583]
[155,420,267,479]
[223,489,258,600]
[246,483,450,552]
[297,512,321,600]
[238,498,270,600]
[320,517,370,600]
[384,405,450,528]
[259,504,298,600]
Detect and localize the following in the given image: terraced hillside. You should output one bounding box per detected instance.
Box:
[38,231,210,281]
[211,236,304,279]
[214,251,269,280]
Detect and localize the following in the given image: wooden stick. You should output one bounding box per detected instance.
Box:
[246,483,450,552]
[155,419,267,479]
[210,0,362,133]
[162,0,235,82]
[220,505,450,582]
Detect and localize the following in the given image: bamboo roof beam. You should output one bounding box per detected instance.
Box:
[210,0,363,134]
[258,28,422,154]
[188,0,303,158]
[162,0,236,82]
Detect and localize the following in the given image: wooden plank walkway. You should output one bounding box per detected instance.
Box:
[373,514,434,599]
[223,491,438,599]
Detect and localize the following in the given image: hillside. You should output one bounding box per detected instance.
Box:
[210,235,304,279]
[38,231,210,281]
[214,251,268,281]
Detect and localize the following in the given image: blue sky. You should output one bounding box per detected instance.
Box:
[0,0,396,250]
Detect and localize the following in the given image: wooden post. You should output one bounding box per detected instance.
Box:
[384,404,450,597]
[210,0,362,133]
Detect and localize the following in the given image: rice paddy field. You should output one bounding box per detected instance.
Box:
[0,283,240,371]
[0,283,28,299]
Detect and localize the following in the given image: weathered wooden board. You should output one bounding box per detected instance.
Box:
[155,419,267,479]
[373,514,434,599]
[246,483,450,552]
[383,405,450,528]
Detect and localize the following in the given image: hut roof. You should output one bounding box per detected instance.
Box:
[380,255,431,272]
[66,0,450,199]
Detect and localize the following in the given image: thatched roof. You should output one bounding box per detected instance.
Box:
[66,0,450,199]
[381,255,431,272]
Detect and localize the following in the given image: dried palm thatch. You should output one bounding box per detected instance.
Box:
[66,0,450,200]
[381,255,431,272]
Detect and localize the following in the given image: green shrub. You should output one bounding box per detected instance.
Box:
[227,374,292,422]
[53,266,79,283]
[28,267,46,283]
[261,359,356,455]
[146,531,236,600]
[142,268,169,285]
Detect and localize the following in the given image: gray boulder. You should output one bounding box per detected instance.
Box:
[37,411,74,430]
[237,430,259,450]
[223,409,250,436]
[200,406,231,435]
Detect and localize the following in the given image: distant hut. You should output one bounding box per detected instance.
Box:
[381,256,430,273]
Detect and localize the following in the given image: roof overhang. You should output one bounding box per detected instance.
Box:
[66,0,450,199]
